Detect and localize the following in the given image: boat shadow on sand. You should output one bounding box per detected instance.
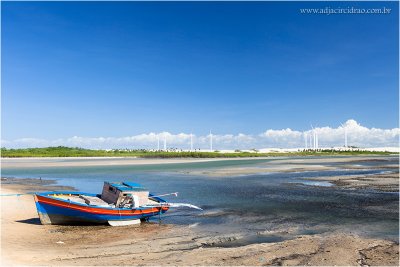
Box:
[16,218,42,225]
[16,218,107,226]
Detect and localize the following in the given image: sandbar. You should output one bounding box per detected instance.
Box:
[1,178,398,266]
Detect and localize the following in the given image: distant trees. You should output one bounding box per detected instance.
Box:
[0,146,395,158]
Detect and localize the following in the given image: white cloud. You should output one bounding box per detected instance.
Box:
[1,119,399,150]
[260,128,303,147]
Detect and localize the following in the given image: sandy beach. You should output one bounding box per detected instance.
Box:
[1,157,254,168]
[1,156,399,266]
[1,178,398,266]
[3,156,394,169]
[302,172,399,192]
[185,156,399,188]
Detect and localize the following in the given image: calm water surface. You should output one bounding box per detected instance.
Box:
[2,156,398,245]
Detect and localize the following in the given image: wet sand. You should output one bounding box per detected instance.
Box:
[2,156,395,169]
[1,177,398,266]
[1,157,260,168]
[303,172,399,192]
[186,156,398,179]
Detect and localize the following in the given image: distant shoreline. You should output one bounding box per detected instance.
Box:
[1,157,238,168]
[1,146,397,158]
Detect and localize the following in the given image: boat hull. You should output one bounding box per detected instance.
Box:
[34,193,169,225]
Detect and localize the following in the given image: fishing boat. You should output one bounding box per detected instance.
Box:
[34,181,201,226]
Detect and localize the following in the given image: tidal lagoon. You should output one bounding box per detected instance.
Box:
[1,156,398,265]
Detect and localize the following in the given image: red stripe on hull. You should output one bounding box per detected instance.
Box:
[35,195,169,217]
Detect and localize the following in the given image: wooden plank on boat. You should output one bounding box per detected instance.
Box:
[79,195,109,206]
[66,195,87,205]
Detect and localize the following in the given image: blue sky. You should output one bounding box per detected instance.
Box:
[2,1,399,143]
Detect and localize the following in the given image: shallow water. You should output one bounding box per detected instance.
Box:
[2,156,398,245]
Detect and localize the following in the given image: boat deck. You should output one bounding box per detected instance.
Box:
[51,194,110,207]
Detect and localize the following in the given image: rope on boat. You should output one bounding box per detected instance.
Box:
[0,193,35,197]
[150,192,178,198]
[158,203,162,224]
[143,202,203,210]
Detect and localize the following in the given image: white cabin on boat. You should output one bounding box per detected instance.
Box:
[101,182,150,208]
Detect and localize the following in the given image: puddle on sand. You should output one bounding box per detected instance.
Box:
[293,180,334,187]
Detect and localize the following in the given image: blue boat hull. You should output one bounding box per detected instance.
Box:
[34,193,169,225]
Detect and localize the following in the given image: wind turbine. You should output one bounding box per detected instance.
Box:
[311,125,315,150]
[304,132,308,150]
[313,131,316,150]
[311,124,319,150]
[341,123,348,148]
[209,130,213,151]
[163,133,167,151]
[157,134,160,151]
[190,133,193,151]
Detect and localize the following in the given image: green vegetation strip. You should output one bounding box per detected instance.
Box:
[1,146,395,158]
